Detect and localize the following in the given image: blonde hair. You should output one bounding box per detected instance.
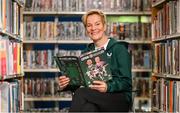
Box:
[82,9,107,27]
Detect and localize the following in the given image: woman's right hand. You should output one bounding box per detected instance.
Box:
[58,75,70,90]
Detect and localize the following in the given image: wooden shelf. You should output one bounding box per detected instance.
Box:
[23,11,151,16]
[14,0,25,7]
[152,73,180,80]
[105,11,151,16]
[120,40,152,44]
[152,33,180,42]
[165,74,180,80]
[24,68,152,73]
[0,74,24,80]
[152,0,166,8]
[24,97,72,101]
[135,97,150,100]
[24,68,59,72]
[23,40,92,44]
[132,68,152,72]
[23,40,152,44]
[24,96,150,101]
[0,30,22,42]
[152,36,166,42]
[166,33,180,40]
[151,107,160,112]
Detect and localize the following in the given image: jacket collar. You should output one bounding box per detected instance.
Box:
[87,38,119,51]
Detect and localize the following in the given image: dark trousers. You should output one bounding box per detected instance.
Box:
[69,88,130,112]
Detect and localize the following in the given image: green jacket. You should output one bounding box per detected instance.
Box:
[65,38,132,102]
[83,38,132,102]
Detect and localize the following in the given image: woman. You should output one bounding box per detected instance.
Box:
[59,9,132,112]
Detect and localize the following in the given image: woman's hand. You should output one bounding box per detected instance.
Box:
[58,75,70,90]
[89,81,107,93]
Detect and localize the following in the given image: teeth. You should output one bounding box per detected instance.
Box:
[92,33,98,35]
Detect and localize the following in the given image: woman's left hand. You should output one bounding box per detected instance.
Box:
[89,81,107,93]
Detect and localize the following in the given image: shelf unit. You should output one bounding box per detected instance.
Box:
[23,0,152,112]
[151,0,180,112]
[0,0,24,112]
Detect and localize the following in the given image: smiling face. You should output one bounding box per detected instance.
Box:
[86,14,106,42]
[82,9,108,47]
[86,14,107,43]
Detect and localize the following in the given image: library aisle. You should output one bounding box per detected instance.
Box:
[22,0,152,112]
[1,0,179,112]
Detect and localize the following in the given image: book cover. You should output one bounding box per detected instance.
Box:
[54,49,112,87]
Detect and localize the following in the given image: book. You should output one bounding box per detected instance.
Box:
[54,48,112,87]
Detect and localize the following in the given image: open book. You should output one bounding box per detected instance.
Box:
[54,49,112,87]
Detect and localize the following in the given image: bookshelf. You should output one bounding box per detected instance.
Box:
[22,0,152,112]
[151,0,180,112]
[0,0,24,112]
